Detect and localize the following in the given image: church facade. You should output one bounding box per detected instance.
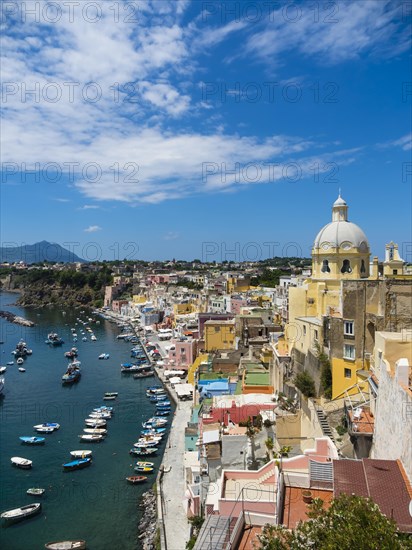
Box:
[286,195,411,399]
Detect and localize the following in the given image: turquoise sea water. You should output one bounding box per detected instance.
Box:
[0,292,169,550]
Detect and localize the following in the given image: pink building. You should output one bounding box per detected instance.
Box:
[230,295,248,315]
[166,338,197,371]
[202,397,276,426]
[205,438,338,518]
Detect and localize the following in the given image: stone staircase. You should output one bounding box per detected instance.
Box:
[315,406,335,443]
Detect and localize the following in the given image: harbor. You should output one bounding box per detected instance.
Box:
[0,292,172,550]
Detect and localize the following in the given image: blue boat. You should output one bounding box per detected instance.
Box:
[45,333,64,346]
[19,436,45,445]
[63,457,92,471]
[62,366,81,384]
[155,409,170,416]
[141,427,166,434]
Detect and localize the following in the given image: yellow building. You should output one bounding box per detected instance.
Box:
[226,276,251,294]
[132,295,147,304]
[173,303,196,316]
[286,195,411,400]
[204,319,236,352]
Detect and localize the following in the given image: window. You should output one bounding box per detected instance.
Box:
[360,259,366,274]
[303,325,306,335]
[344,321,354,336]
[314,330,318,340]
[321,259,330,273]
[341,259,352,273]
[343,344,355,360]
[393,269,398,275]
[344,368,352,378]
[214,327,220,333]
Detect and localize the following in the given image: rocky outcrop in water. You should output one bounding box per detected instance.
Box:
[0,310,35,326]
[138,490,158,550]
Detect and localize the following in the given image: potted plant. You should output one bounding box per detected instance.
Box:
[302,490,313,504]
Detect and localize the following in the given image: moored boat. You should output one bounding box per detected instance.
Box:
[19,436,45,445]
[70,450,93,458]
[134,465,154,473]
[62,365,81,384]
[130,447,157,456]
[78,434,103,442]
[27,488,45,496]
[35,426,55,433]
[126,476,147,484]
[63,457,92,471]
[84,418,106,427]
[33,423,60,431]
[45,333,64,346]
[44,540,86,549]
[134,371,155,378]
[11,456,32,469]
[1,502,41,522]
[83,428,107,435]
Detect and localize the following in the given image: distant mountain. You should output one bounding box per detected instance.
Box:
[0,241,85,264]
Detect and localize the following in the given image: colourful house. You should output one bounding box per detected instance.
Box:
[204,319,236,352]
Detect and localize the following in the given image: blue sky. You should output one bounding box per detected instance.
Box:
[1,0,411,261]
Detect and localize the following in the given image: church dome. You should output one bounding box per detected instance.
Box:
[313,195,369,251]
[314,221,369,250]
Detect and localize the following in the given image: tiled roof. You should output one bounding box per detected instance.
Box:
[333,459,412,532]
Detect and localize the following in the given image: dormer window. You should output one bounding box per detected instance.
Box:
[321,259,331,273]
[341,259,352,273]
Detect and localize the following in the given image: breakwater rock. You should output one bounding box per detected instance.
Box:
[138,489,157,550]
[0,310,34,326]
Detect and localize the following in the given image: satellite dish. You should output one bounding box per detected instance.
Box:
[409,500,412,518]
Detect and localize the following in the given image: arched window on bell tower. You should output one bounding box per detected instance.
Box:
[341,259,352,273]
[360,259,366,274]
[321,259,331,273]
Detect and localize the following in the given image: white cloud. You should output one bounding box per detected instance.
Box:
[243,1,410,66]
[378,133,412,151]
[164,231,180,240]
[84,225,102,233]
[79,205,100,210]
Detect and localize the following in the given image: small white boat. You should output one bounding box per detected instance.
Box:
[90,335,97,341]
[78,434,103,442]
[27,488,45,496]
[103,395,116,400]
[35,426,55,433]
[11,456,32,469]
[33,423,60,431]
[0,366,6,374]
[44,540,86,549]
[18,367,26,372]
[17,358,24,365]
[1,502,41,522]
[70,450,93,458]
[7,361,14,365]
[83,428,107,435]
[88,412,111,419]
[84,418,106,427]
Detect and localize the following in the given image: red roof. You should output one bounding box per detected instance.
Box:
[333,459,412,533]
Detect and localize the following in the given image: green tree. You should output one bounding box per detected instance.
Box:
[314,341,332,399]
[294,371,316,398]
[255,494,411,550]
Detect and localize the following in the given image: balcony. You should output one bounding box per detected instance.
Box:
[344,402,374,436]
